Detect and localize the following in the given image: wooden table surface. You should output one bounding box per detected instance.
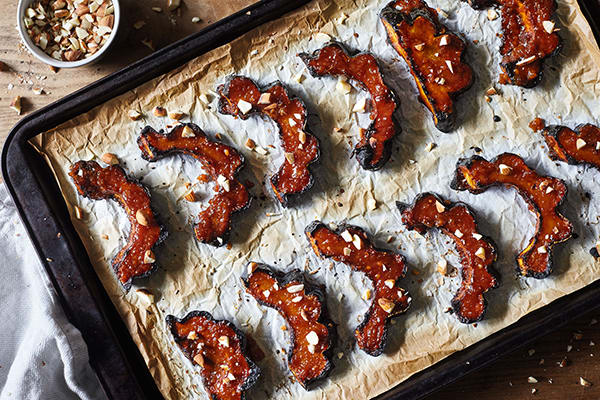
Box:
[0,1,598,399]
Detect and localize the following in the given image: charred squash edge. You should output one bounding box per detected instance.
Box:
[450,153,573,278]
[69,160,168,291]
[380,1,474,132]
[542,124,600,168]
[304,221,410,357]
[298,41,400,171]
[137,123,252,247]
[166,310,261,400]
[217,75,321,207]
[241,264,336,390]
[396,192,500,323]
[461,0,562,88]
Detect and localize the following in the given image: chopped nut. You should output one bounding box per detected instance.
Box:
[258,93,271,104]
[425,142,437,152]
[153,106,167,117]
[445,60,454,73]
[284,152,295,164]
[384,279,395,289]
[528,376,538,384]
[245,138,256,150]
[128,110,142,120]
[336,78,352,94]
[343,247,351,256]
[437,258,448,275]
[193,353,204,367]
[306,331,319,345]
[217,175,230,192]
[487,9,498,20]
[32,86,44,95]
[254,146,268,155]
[101,153,119,165]
[579,377,592,387]
[151,7,162,13]
[181,125,195,138]
[378,298,395,313]
[136,209,149,226]
[516,55,537,66]
[298,130,306,144]
[187,331,198,340]
[352,97,367,113]
[454,229,463,238]
[472,233,483,240]
[168,111,184,120]
[291,296,302,303]
[362,289,371,301]
[537,246,547,254]
[286,284,304,293]
[143,250,155,264]
[546,186,554,194]
[435,200,446,213]
[218,336,230,347]
[263,289,270,298]
[498,163,512,175]
[341,230,353,242]
[576,138,586,150]
[352,234,362,250]
[183,190,196,202]
[439,35,449,46]
[237,99,252,114]
[247,262,257,275]
[300,310,308,321]
[191,16,201,23]
[542,20,555,34]
[167,0,181,11]
[367,198,377,211]
[486,87,498,96]
[73,205,83,219]
[9,96,22,115]
[475,247,486,260]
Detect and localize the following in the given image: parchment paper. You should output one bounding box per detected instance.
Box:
[30,0,600,399]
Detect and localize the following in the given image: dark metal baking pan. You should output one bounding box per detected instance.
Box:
[2,1,599,399]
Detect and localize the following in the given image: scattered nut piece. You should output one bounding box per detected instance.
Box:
[216,175,230,192]
[181,125,195,138]
[143,250,155,264]
[237,99,252,114]
[314,32,331,43]
[486,87,498,96]
[437,258,448,275]
[336,78,352,94]
[9,96,22,115]
[191,17,201,23]
[306,331,319,345]
[384,279,395,289]
[487,9,498,20]
[341,230,353,242]
[542,20,555,34]
[151,7,162,13]
[187,331,198,340]
[168,111,184,120]
[101,153,119,165]
[475,247,486,260]
[439,35,449,46]
[167,0,181,11]
[367,198,377,211]
[378,298,395,313]
[537,246,547,254]
[454,229,463,238]
[193,353,204,367]
[435,200,446,213]
[153,106,167,117]
[128,110,142,120]
[445,60,454,73]
[352,234,362,250]
[284,152,295,164]
[183,190,196,202]
[362,289,371,301]
[352,97,367,113]
[287,284,304,294]
[498,163,512,175]
[580,377,592,387]
[133,20,146,30]
[472,233,483,240]
[218,335,230,347]
[343,247,351,256]
[245,138,256,150]
[136,209,149,226]
[528,376,538,384]
[576,138,586,150]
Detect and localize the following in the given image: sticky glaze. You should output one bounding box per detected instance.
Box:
[452,153,573,278]
[299,42,399,170]
[218,76,319,206]
[543,124,600,170]
[463,0,561,87]
[380,0,473,132]
[243,265,335,390]
[305,221,410,356]
[138,123,251,246]
[399,193,499,323]
[167,311,260,400]
[69,160,166,289]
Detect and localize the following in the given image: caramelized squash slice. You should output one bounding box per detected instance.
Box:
[380,0,473,132]
[243,264,335,390]
[462,0,561,87]
[398,193,499,323]
[452,153,573,278]
[138,123,251,246]
[167,311,260,400]
[69,160,167,289]
[305,221,411,356]
[299,42,400,170]
[542,124,600,170]
[218,76,320,206]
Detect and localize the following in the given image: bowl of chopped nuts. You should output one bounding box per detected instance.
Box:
[17,0,120,68]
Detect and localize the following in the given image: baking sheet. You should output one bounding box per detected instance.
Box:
[30,0,600,399]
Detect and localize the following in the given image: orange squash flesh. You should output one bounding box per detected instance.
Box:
[452,153,573,278]
[138,123,251,246]
[69,160,166,289]
[380,0,473,132]
[399,193,499,323]
[218,76,320,206]
[305,221,410,356]
[542,124,600,170]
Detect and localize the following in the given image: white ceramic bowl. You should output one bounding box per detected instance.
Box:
[16,0,120,68]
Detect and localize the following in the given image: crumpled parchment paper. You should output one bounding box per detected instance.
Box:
[30,0,600,398]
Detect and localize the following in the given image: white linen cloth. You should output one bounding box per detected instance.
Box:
[0,183,104,400]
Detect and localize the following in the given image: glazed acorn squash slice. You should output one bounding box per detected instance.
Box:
[243,264,336,390]
[398,192,499,323]
[305,221,411,356]
[218,76,320,207]
[167,311,260,400]
[380,0,474,132]
[542,124,600,170]
[138,123,251,247]
[452,153,573,278]
[69,160,167,289]
[299,42,400,170]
